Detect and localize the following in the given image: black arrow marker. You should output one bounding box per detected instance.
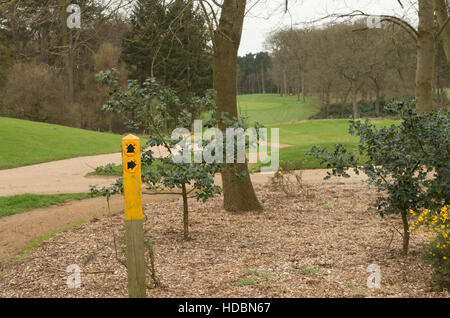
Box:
[127,144,136,153]
[127,161,137,170]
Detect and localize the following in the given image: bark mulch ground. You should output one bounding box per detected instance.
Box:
[0,182,448,298]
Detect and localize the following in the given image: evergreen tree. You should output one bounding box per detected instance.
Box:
[122,0,212,122]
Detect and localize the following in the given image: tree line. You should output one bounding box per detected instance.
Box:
[264,17,449,118]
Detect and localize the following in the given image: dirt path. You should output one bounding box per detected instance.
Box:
[0,147,169,196]
[0,144,296,196]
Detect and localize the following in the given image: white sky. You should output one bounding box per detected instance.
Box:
[239,0,418,56]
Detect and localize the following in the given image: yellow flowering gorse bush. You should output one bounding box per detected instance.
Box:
[410,205,449,261]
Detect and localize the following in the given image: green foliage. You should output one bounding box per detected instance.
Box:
[298,266,322,275]
[421,234,450,291]
[247,268,271,280]
[95,69,269,238]
[308,100,450,253]
[96,69,215,133]
[237,52,276,94]
[96,70,263,238]
[90,178,123,213]
[309,99,398,119]
[122,0,213,119]
[90,163,121,176]
[410,205,450,291]
[233,278,259,287]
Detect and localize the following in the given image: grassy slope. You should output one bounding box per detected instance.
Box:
[237,94,400,169]
[0,193,93,218]
[276,119,400,169]
[237,94,320,126]
[0,117,124,169]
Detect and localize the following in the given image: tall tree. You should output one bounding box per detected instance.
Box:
[435,0,450,68]
[416,0,436,112]
[201,0,263,211]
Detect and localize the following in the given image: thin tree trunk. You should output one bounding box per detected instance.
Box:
[326,84,331,115]
[261,59,266,94]
[401,210,410,254]
[301,69,306,103]
[255,68,261,94]
[352,85,359,119]
[66,44,75,106]
[375,86,380,117]
[283,68,288,97]
[213,0,262,212]
[435,0,450,67]
[10,4,20,61]
[182,183,189,240]
[40,24,49,64]
[416,0,436,113]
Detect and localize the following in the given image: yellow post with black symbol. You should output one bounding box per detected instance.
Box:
[122,134,146,298]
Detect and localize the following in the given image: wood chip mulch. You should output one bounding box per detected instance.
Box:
[0,182,448,298]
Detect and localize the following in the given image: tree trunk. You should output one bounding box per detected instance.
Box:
[375,83,381,116]
[361,88,367,101]
[40,23,49,64]
[255,67,261,94]
[435,0,450,67]
[261,59,266,94]
[401,210,410,255]
[283,68,288,97]
[325,84,331,116]
[60,0,75,110]
[213,0,262,212]
[416,0,436,113]
[182,183,189,240]
[10,4,20,61]
[301,68,306,103]
[351,85,359,118]
[66,43,75,106]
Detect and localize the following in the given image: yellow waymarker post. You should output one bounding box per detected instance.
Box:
[122,134,146,298]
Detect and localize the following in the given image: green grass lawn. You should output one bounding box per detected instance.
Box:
[0,193,93,218]
[0,117,124,169]
[237,94,400,170]
[237,94,320,126]
[274,119,400,169]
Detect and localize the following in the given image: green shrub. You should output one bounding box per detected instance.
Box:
[410,205,450,291]
[308,99,449,254]
[422,234,450,291]
[92,163,120,175]
[309,99,397,119]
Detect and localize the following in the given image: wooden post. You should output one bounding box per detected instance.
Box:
[122,134,146,298]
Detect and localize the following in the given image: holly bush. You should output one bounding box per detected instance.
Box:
[308,100,449,254]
